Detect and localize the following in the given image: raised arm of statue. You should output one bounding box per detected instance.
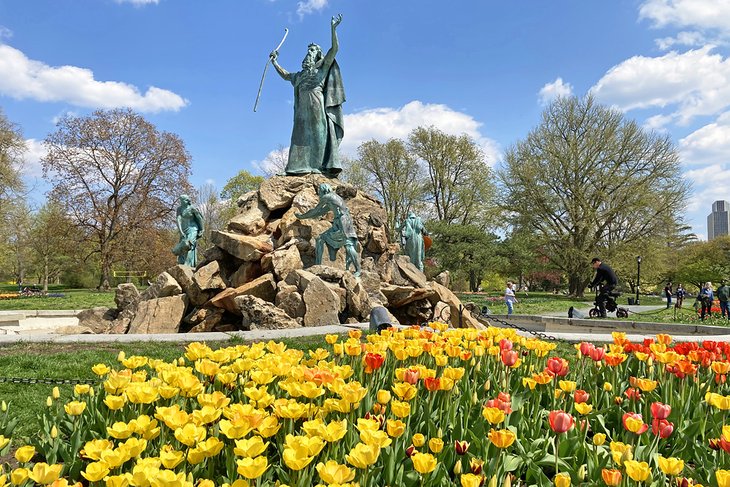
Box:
[322,14,342,68]
[270,51,292,81]
[295,200,329,220]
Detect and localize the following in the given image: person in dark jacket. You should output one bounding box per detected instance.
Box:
[718,281,730,319]
[590,257,618,318]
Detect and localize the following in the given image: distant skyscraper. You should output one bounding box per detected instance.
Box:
[708,200,730,240]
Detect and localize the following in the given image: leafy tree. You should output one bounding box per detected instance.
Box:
[351,139,426,240]
[672,236,730,292]
[408,126,497,228]
[3,201,33,286]
[28,202,75,291]
[427,221,503,292]
[220,170,264,202]
[0,108,25,216]
[197,182,234,251]
[500,95,690,296]
[43,108,193,289]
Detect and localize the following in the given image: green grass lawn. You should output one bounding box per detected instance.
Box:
[0,285,116,310]
[0,335,331,439]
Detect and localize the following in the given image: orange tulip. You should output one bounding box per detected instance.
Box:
[601,469,622,486]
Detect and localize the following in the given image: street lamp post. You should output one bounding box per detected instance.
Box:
[636,256,642,306]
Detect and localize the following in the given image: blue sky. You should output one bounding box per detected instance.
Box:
[1,0,729,239]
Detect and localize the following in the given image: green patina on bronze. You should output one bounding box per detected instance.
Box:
[399,212,428,272]
[172,194,204,267]
[271,15,345,178]
[296,183,361,277]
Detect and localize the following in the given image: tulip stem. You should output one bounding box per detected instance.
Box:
[554,434,560,476]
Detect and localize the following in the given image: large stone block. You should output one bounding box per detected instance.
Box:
[168,264,210,307]
[193,261,227,291]
[258,176,308,211]
[141,272,182,301]
[187,307,226,333]
[228,193,270,236]
[211,231,273,261]
[127,295,188,334]
[235,295,301,330]
[208,273,277,314]
[115,283,140,311]
[271,245,303,281]
[428,282,485,329]
[302,276,341,327]
[228,261,263,288]
[275,288,306,319]
[77,307,117,334]
[396,255,429,288]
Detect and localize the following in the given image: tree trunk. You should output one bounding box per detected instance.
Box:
[99,247,112,290]
[42,257,49,293]
[568,274,585,297]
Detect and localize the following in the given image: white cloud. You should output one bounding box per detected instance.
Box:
[0,44,187,112]
[341,101,501,165]
[679,112,730,165]
[538,77,573,105]
[22,139,46,178]
[591,46,730,124]
[643,113,674,130]
[639,0,730,34]
[655,31,707,50]
[297,0,328,17]
[115,0,160,5]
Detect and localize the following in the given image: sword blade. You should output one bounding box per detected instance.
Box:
[253,28,289,113]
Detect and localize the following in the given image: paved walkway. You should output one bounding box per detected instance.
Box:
[542,304,665,317]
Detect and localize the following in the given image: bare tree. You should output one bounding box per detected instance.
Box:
[197,182,233,251]
[500,95,690,296]
[43,109,193,289]
[0,109,26,216]
[28,201,75,292]
[256,145,289,178]
[408,126,497,227]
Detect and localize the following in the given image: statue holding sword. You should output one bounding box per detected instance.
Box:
[262,14,345,178]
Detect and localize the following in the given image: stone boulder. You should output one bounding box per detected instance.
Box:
[258,176,308,211]
[302,276,341,327]
[285,269,317,292]
[342,272,371,320]
[235,295,301,330]
[428,282,485,329]
[396,256,429,288]
[271,245,303,281]
[366,225,388,253]
[228,261,264,288]
[114,284,140,311]
[228,192,270,236]
[275,285,306,319]
[208,273,277,314]
[193,261,227,291]
[187,308,226,333]
[167,264,210,307]
[77,307,117,334]
[141,272,182,301]
[433,270,451,289]
[127,295,188,334]
[381,285,437,308]
[55,325,95,335]
[211,231,273,261]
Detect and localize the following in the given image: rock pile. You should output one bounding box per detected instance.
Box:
[77,175,484,334]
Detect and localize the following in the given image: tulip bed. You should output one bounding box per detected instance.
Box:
[3,326,730,487]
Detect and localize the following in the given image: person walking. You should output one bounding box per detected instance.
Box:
[718,281,730,319]
[504,281,518,316]
[700,282,714,321]
[676,284,686,309]
[664,281,673,309]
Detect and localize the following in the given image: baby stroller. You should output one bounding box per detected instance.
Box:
[589,286,629,318]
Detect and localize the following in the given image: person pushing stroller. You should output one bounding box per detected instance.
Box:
[589,257,619,318]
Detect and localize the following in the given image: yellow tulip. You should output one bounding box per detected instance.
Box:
[15,446,35,463]
[316,460,355,485]
[609,442,633,466]
[657,456,684,476]
[28,463,63,485]
[64,401,86,416]
[104,395,126,410]
[236,456,269,479]
[717,470,730,487]
[10,468,28,486]
[52,387,60,399]
[574,403,593,415]
[428,437,444,453]
[624,460,650,482]
[345,442,380,469]
[391,400,411,418]
[461,474,485,487]
[105,474,131,487]
[81,462,111,482]
[412,433,426,447]
[558,380,576,393]
[377,389,392,404]
[91,363,110,376]
[482,407,506,424]
[74,384,91,395]
[592,433,606,446]
[234,436,269,458]
[148,469,186,487]
[159,447,185,469]
[360,429,392,449]
[282,447,315,471]
[174,423,206,447]
[488,429,516,449]
[386,419,406,437]
[603,382,613,392]
[392,382,418,401]
[554,472,571,487]
[411,452,438,475]
[0,436,9,450]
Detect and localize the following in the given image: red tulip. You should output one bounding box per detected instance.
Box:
[546,357,569,377]
[501,350,518,367]
[405,444,416,457]
[624,388,641,401]
[485,393,512,414]
[403,368,420,385]
[424,377,441,392]
[364,353,385,373]
[622,412,649,434]
[574,390,590,404]
[651,418,674,438]
[548,410,575,434]
[590,347,605,361]
[650,402,671,419]
[499,339,513,351]
[454,440,470,455]
[579,342,594,356]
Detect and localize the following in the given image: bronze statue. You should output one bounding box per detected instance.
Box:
[172,195,204,267]
[270,15,345,177]
[296,183,360,277]
[399,212,428,271]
